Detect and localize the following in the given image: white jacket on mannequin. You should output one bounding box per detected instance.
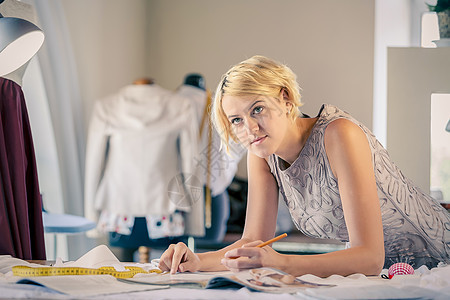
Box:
[84,84,203,236]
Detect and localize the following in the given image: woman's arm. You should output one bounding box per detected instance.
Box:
[241,152,280,241]
[320,118,385,275]
[198,153,280,270]
[159,152,280,273]
[223,119,385,277]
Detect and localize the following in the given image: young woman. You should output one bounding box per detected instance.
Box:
[158,55,450,277]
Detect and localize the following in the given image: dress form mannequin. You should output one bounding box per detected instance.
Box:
[113,76,185,263]
[0,0,46,259]
[183,73,205,91]
[86,79,198,262]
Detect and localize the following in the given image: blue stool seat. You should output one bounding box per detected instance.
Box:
[42,212,96,234]
[42,211,96,260]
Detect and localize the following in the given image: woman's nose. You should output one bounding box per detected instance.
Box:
[245,117,259,134]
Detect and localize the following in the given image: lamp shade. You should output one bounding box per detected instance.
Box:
[0,17,44,76]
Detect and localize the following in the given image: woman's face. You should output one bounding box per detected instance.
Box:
[221,93,291,158]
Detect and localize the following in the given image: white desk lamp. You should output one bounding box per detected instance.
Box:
[0,14,44,76]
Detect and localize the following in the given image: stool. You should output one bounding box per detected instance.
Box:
[42,211,96,259]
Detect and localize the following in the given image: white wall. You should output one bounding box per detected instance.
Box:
[61,0,149,126]
[387,47,450,192]
[146,0,375,126]
[60,0,375,178]
[373,0,411,147]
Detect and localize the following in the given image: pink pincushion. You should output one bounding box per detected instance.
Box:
[388,262,414,279]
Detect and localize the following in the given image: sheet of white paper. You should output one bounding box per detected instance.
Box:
[16,275,168,296]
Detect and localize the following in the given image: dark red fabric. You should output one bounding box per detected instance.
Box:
[0,77,46,260]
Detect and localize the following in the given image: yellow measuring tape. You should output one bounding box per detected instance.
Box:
[12,265,162,279]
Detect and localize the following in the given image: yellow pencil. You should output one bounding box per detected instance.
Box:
[228,233,288,259]
[256,233,288,248]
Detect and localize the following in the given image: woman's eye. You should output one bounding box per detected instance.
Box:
[231,118,242,125]
[253,106,264,114]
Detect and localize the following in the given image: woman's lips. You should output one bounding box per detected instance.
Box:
[251,136,267,145]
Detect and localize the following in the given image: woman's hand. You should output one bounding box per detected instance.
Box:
[220,240,285,272]
[158,242,201,274]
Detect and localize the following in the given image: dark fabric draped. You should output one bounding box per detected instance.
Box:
[0,77,46,260]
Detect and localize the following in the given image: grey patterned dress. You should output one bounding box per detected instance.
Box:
[267,104,450,269]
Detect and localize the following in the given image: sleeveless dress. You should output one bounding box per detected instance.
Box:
[267,104,450,269]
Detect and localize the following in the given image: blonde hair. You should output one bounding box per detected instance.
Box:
[211,55,303,152]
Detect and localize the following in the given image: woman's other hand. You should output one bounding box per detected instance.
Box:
[158,242,201,274]
[220,240,285,272]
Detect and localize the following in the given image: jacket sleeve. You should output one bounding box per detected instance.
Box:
[177,96,205,236]
[178,98,199,179]
[84,100,109,230]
